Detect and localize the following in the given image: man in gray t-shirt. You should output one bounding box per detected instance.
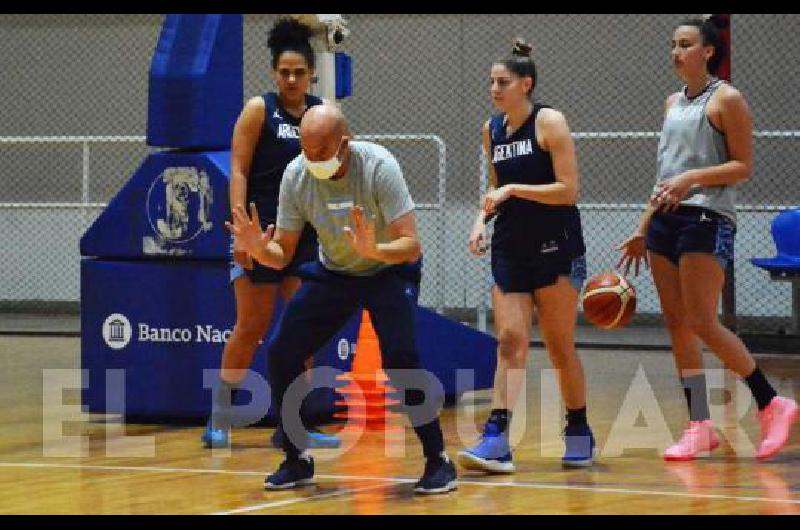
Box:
[278,139,416,276]
[227,104,456,495]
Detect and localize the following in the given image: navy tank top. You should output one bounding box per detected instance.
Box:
[246,91,323,220]
[489,104,585,261]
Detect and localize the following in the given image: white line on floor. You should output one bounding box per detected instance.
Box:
[211,484,392,515]
[1,461,797,506]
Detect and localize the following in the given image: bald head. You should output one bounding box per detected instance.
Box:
[300,104,349,158]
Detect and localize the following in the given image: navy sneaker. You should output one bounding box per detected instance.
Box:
[414,453,457,494]
[457,421,514,473]
[271,425,342,449]
[562,422,596,468]
[200,422,229,449]
[264,455,315,490]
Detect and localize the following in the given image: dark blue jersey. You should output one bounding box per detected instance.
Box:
[246,91,323,220]
[489,104,585,261]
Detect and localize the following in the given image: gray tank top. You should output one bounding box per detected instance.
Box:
[655,78,736,222]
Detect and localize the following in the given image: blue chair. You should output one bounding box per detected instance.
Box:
[750,208,800,334]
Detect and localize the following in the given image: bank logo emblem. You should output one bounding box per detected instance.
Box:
[337,338,350,361]
[103,313,132,350]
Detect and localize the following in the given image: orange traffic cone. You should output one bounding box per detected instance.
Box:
[334,309,402,432]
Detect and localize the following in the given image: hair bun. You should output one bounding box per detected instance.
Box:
[512,38,533,58]
[268,17,314,52]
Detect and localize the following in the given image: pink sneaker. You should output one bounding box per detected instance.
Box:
[663,420,720,461]
[756,396,799,461]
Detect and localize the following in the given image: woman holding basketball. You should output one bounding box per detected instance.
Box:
[458,39,594,472]
[618,16,797,461]
[201,17,340,449]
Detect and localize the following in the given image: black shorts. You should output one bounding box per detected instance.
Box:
[491,253,587,294]
[645,205,735,269]
[229,225,318,284]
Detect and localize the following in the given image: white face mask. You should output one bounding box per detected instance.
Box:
[304,139,345,180]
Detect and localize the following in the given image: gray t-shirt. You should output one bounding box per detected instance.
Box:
[277,140,415,276]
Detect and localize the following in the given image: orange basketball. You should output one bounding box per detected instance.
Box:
[581,272,636,329]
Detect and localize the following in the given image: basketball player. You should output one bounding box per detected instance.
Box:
[201,17,340,450]
[226,104,457,494]
[458,39,594,473]
[617,16,798,461]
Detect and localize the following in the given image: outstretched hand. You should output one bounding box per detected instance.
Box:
[225,202,274,260]
[343,206,378,259]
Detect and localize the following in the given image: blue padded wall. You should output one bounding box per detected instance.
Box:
[147,14,243,149]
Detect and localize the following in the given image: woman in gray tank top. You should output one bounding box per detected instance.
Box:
[617,16,797,462]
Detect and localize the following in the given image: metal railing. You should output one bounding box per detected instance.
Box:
[1,130,796,329]
[0,133,448,312]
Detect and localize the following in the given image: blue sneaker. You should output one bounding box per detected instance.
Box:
[200,423,230,449]
[456,421,515,473]
[271,425,342,449]
[562,423,596,468]
[264,455,315,490]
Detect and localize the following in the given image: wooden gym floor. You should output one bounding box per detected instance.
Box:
[0,335,797,514]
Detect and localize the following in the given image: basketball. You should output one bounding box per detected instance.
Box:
[581,272,636,329]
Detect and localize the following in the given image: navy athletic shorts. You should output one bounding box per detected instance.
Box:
[645,205,735,269]
[491,252,587,294]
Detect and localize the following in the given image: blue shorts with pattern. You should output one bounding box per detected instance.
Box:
[645,205,735,269]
